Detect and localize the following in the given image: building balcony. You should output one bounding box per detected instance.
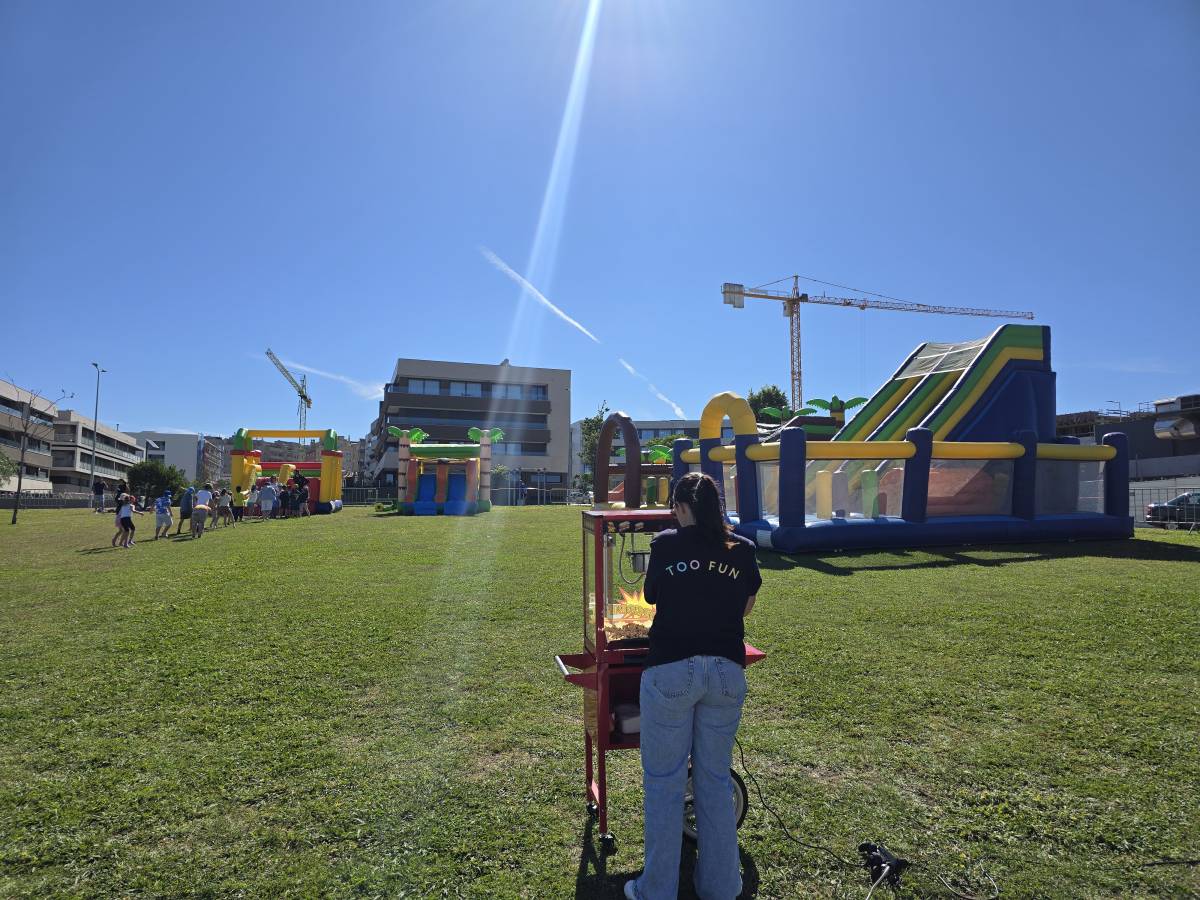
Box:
[382,389,552,417]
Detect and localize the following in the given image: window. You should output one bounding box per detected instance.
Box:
[528,385,548,401]
[0,399,24,418]
[450,381,483,397]
[491,383,522,400]
[406,379,441,395]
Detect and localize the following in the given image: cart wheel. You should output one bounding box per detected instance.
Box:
[600,833,618,856]
[587,801,599,820]
[683,766,748,843]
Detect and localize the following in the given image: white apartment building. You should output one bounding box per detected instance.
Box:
[127,431,222,483]
[51,411,144,492]
[0,379,58,493]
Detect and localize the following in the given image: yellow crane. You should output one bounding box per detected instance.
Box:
[265,349,313,436]
[722,275,1035,411]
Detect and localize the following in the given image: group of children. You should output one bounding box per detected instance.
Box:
[109,476,316,548]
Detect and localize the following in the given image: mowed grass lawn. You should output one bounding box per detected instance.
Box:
[1,506,1198,899]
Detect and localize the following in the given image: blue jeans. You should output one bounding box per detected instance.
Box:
[632,655,747,900]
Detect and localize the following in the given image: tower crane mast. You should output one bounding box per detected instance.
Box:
[265,349,313,437]
[722,276,1035,411]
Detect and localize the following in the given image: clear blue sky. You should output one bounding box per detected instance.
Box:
[3,1,1197,438]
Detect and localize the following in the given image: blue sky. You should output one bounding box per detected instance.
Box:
[3,1,1197,438]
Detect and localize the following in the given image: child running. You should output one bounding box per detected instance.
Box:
[111,493,128,547]
[153,490,174,539]
[116,493,145,548]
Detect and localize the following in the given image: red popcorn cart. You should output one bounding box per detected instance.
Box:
[556,508,766,856]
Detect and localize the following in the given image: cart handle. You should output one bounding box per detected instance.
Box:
[554,654,597,690]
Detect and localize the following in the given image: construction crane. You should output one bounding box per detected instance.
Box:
[265,349,313,436]
[722,275,1035,411]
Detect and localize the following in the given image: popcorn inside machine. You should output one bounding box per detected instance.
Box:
[555,508,765,857]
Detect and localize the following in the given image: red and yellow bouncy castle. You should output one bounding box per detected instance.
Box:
[229,428,344,514]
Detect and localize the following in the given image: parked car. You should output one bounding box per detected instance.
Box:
[1145,492,1200,527]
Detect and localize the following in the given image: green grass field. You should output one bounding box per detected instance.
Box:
[1,506,1197,898]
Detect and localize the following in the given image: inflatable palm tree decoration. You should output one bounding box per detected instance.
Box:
[758,404,817,422]
[387,425,430,444]
[467,427,505,444]
[806,395,868,424]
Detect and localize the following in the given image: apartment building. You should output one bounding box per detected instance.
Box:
[568,418,702,485]
[368,358,570,490]
[0,379,58,493]
[127,431,223,483]
[51,411,144,492]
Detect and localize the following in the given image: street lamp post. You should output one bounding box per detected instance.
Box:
[90,363,105,511]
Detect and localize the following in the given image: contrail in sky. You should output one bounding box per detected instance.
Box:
[282,359,384,400]
[482,247,600,343]
[619,358,686,417]
[481,248,685,417]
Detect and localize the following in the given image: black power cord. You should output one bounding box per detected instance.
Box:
[735,737,999,898]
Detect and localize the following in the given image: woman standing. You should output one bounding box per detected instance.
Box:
[625,473,761,900]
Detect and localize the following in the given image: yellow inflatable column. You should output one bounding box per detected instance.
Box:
[815,470,833,520]
[319,451,344,502]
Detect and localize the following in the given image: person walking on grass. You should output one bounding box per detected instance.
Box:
[248,484,260,519]
[93,478,107,514]
[216,488,233,526]
[624,472,761,900]
[115,493,145,548]
[153,489,174,539]
[298,481,310,517]
[176,486,194,535]
[259,477,278,520]
[231,485,246,525]
[192,483,213,537]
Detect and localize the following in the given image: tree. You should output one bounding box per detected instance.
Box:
[577,401,610,476]
[746,385,789,417]
[9,386,72,525]
[0,454,16,484]
[126,460,188,502]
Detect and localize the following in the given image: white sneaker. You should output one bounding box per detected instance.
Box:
[623,880,638,900]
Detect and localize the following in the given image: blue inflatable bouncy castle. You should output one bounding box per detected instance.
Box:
[665,325,1132,553]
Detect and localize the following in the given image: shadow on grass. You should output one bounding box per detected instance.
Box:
[574,816,759,899]
[758,537,1200,576]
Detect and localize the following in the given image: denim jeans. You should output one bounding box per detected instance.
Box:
[632,655,747,900]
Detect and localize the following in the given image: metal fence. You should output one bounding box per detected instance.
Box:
[1130,480,1200,528]
[489,486,587,506]
[341,487,379,506]
[0,491,94,510]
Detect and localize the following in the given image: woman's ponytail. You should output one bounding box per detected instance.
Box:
[673,472,735,548]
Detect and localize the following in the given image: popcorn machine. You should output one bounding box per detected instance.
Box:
[556,508,765,856]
